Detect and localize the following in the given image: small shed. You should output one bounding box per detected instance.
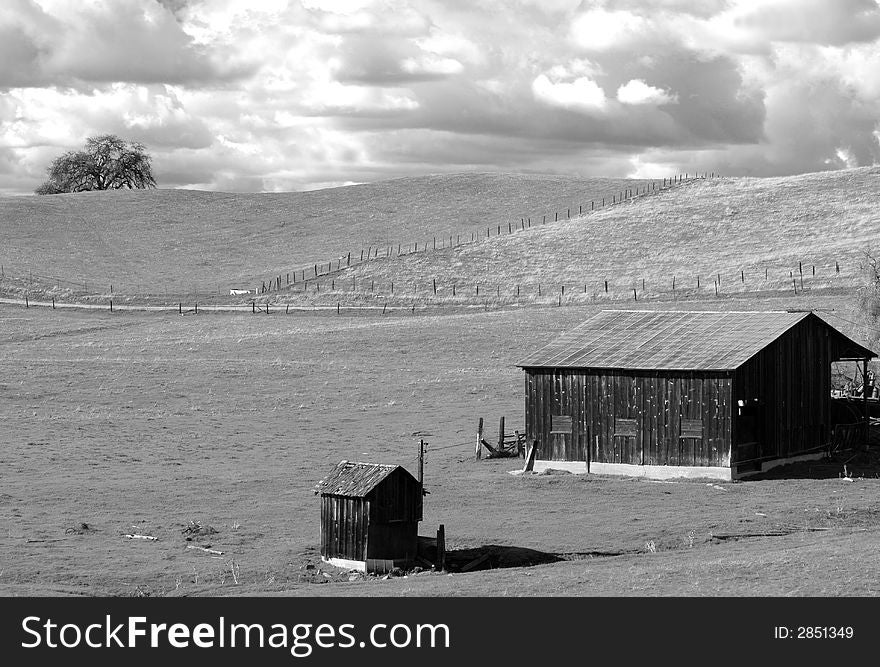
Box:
[517,310,875,480]
[315,461,423,572]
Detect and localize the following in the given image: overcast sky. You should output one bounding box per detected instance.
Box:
[1,0,880,194]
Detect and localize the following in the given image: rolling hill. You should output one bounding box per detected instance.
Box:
[0,173,653,296]
[309,166,880,306]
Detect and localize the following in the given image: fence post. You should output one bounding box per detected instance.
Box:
[498,416,505,452]
[604,280,608,293]
[476,417,483,460]
[633,289,637,301]
[179,302,182,314]
[437,524,446,571]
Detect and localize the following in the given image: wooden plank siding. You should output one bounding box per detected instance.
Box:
[525,369,733,467]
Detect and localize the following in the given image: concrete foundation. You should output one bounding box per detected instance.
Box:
[322,556,365,572]
[525,450,830,481]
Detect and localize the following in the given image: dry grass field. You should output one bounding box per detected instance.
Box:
[2,291,879,597]
[0,173,650,296]
[322,167,880,306]
[2,168,880,597]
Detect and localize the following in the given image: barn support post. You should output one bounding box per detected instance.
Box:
[476,417,483,460]
[418,439,425,485]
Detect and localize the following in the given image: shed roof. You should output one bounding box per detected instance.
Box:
[314,460,410,498]
[517,310,875,371]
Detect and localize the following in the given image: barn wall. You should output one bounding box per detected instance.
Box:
[525,369,732,468]
[733,317,832,465]
[320,495,369,562]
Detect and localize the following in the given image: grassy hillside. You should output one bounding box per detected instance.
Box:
[0,173,651,296]
[316,167,879,306]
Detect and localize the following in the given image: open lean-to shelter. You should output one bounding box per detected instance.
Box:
[315,461,423,572]
[517,310,876,480]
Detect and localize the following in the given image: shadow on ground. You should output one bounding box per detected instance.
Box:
[746,447,880,481]
[437,545,635,572]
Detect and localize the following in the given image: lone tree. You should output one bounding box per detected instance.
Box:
[35,134,157,194]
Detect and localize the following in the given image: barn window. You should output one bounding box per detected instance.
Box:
[614,418,637,437]
[680,419,704,438]
[550,415,572,434]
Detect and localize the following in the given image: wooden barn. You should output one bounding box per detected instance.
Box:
[517,310,875,480]
[315,461,423,572]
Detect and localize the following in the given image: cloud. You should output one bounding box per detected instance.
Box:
[1,0,880,193]
[531,61,607,112]
[617,79,676,106]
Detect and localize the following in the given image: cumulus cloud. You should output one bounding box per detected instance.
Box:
[1,0,880,193]
[617,79,676,106]
[532,72,607,112]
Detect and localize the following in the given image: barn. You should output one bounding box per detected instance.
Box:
[314,461,423,572]
[517,310,875,480]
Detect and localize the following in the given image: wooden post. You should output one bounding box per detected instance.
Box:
[522,440,537,472]
[437,524,446,571]
[195,302,198,315]
[604,280,608,293]
[52,298,55,309]
[25,295,28,308]
[179,302,182,314]
[433,278,436,295]
[476,417,483,460]
[836,261,840,273]
[382,303,387,314]
[498,416,505,452]
[266,302,270,314]
[252,301,255,314]
[418,439,425,485]
[337,302,340,314]
[110,300,113,312]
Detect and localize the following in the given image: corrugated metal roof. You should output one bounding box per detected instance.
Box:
[314,460,402,498]
[517,310,822,370]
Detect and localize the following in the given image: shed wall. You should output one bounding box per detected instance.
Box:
[320,495,369,562]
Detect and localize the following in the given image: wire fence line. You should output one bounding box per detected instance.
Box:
[251,172,713,296]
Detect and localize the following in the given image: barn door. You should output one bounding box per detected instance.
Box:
[735,398,763,464]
